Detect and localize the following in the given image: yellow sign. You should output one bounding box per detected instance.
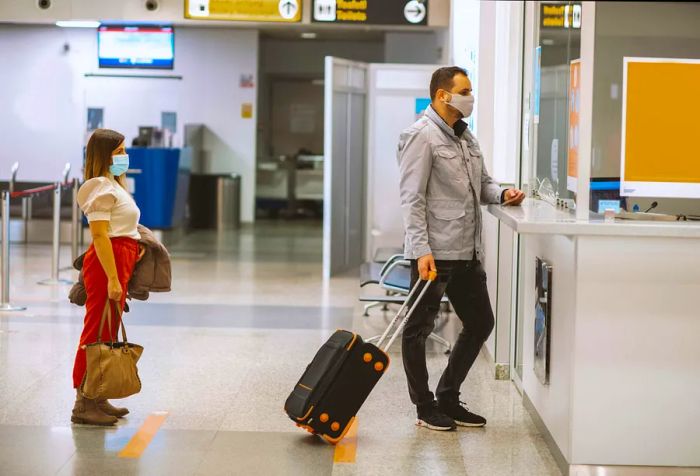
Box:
[337,0,367,22]
[541,3,581,29]
[186,0,302,23]
[241,103,253,119]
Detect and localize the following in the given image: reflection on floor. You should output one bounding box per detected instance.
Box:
[0,221,560,475]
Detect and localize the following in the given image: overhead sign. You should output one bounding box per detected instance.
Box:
[313,0,428,26]
[186,0,302,23]
[541,3,581,29]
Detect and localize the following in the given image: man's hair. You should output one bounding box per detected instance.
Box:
[429,66,468,101]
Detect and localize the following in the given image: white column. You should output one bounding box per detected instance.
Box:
[576,2,596,219]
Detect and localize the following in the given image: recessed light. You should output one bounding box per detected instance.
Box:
[56,20,101,28]
[541,38,555,46]
[301,32,317,39]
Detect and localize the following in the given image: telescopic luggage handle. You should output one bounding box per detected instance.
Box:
[376,270,438,352]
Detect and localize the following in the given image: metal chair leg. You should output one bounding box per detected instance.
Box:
[428,332,452,355]
[363,301,382,317]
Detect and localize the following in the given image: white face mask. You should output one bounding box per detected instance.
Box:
[445,93,475,118]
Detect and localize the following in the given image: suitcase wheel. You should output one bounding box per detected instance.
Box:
[296,423,316,435]
[363,352,373,363]
[374,361,385,372]
[319,413,329,423]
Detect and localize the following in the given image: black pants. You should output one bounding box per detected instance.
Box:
[402,259,495,409]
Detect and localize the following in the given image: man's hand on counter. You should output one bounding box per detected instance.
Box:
[502,188,526,206]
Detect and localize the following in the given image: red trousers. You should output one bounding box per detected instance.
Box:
[73,237,139,389]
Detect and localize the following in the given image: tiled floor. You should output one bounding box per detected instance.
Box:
[0,220,560,475]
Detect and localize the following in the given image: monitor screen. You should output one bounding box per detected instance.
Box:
[590,177,627,213]
[620,57,700,198]
[98,25,174,69]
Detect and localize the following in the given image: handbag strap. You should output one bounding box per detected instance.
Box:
[96,301,111,344]
[96,300,129,345]
[114,302,129,344]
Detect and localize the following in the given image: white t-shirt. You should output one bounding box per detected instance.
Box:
[77,176,141,241]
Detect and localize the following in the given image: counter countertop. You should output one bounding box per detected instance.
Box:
[487,199,700,238]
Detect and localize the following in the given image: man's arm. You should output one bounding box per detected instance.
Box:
[480,159,525,205]
[397,127,432,259]
[479,156,505,205]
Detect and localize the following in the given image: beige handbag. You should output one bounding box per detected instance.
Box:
[80,300,144,400]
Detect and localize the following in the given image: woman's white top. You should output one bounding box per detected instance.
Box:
[77,176,141,240]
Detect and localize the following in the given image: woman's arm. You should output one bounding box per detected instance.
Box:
[89,221,122,301]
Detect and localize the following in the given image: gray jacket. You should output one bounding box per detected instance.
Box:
[397,106,503,261]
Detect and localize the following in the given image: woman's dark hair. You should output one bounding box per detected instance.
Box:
[430,66,469,101]
[84,129,125,187]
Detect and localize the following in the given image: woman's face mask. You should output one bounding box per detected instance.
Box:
[444,92,475,118]
[110,154,129,177]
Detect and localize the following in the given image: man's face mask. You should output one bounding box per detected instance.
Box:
[443,91,475,118]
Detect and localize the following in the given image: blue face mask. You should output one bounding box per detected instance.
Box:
[109,154,129,177]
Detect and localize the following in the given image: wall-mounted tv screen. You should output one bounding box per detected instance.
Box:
[98,25,174,69]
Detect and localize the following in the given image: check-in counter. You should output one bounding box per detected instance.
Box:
[126,147,191,229]
[488,199,700,471]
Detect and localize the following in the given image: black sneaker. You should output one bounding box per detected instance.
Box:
[416,403,456,431]
[438,400,487,427]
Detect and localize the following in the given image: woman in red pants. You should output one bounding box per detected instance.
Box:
[72,129,143,426]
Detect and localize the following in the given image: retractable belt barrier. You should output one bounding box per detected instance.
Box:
[1,163,82,312]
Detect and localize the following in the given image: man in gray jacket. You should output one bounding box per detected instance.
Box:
[397,66,524,431]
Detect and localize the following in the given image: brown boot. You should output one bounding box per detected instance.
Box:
[97,399,129,418]
[71,392,118,426]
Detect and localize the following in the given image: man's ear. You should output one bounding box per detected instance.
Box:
[434,89,443,103]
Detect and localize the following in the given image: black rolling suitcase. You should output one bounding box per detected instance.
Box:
[284,272,436,444]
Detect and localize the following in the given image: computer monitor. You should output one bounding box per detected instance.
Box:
[590,178,628,213]
[98,25,175,70]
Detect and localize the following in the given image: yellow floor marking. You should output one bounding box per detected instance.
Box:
[333,418,358,463]
[118,411,169,459]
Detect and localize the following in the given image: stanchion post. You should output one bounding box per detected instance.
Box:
[21,197,31,243]
[51,184,60,280]
[10,162,19,194]
[1,190,26,311]
[38,184,73,285]
[62,162,71,186]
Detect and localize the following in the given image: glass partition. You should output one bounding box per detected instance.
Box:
[514,1,582,382]
[533,1,581,201]
[591,2,700,216]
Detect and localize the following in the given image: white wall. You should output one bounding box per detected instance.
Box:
[491,1,523,184]
[365,64,439,260]
[0,0,183,23]
[0,25,91,183]
[0,25,258,222]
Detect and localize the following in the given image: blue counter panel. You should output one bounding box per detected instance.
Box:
[126,148,183,229]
